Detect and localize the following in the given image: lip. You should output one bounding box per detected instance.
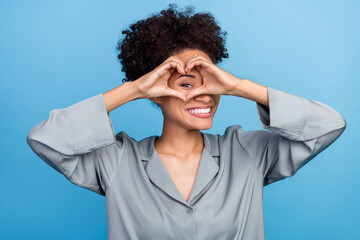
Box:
[186,106,213,118]
[186,105,213,110]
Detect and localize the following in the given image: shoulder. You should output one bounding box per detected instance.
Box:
[113,131,159,158]
[220,125,245,140]
[215,125,274,147]
[200,125,244,144]
[115,131,137,144]
[200,125,244,155]
[114,131,153,148]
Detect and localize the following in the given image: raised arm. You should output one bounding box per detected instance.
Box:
[26,81,140,195]
[180,55,346,186]
[27,55,190,195]
[103,81,141,112]
[233,80,346,186]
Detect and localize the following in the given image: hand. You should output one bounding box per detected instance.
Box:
[183,55,243,100]
[133,56,187,101]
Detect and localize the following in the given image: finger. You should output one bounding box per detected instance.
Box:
[161,61,185,76]
[185,55,208,67]
[184,54,199,66]
[168,66,176,76]
[186,59,211,72]
[166,88,186,102]
[172,61,186,75]
[185,86,208,101]
[168,59,186,74]
[171,56,187,73]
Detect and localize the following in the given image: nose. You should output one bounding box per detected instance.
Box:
[193,94,213,103]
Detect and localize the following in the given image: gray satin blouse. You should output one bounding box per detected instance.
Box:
[27,86,346,240]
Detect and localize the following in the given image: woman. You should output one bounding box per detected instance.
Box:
[27,4,346,240]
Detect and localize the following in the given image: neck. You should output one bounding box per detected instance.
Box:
[154,120,204,159]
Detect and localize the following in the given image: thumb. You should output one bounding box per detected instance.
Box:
[185,86,208,101]
[166,88,187,102]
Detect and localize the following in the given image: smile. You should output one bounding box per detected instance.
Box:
[186,107,213,118]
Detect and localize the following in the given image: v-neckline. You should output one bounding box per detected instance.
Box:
[144,133,220,206]
[154,140,203,203]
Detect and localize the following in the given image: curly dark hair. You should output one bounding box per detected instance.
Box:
[115,3,229,108]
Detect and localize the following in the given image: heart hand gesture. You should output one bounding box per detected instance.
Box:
[133,56,187,102]
[183,55,243,100]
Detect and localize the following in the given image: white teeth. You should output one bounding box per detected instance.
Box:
[188,108,211,114]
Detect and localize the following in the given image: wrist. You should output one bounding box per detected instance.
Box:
[127,81,144,100]
[103,81,143,112]
[227,77,249,97]
[231,78,269,107]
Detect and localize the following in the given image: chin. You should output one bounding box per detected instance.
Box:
[189,122,213,130]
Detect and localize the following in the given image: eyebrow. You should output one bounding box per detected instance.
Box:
[176,74,196,80]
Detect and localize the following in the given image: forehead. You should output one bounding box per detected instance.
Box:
[173,48,212,63]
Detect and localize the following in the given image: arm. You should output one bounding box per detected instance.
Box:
[230,78,269,107]
[233,79,346,186]
[27,81,140,195]
[103,81,142,112]
[27,54,187,195]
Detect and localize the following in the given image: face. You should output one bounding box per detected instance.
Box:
[154,48,221,130]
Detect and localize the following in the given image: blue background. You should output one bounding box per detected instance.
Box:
[1,0,358,239]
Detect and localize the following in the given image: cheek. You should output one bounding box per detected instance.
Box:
[216,96,221,103]
[161,97,184,115]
